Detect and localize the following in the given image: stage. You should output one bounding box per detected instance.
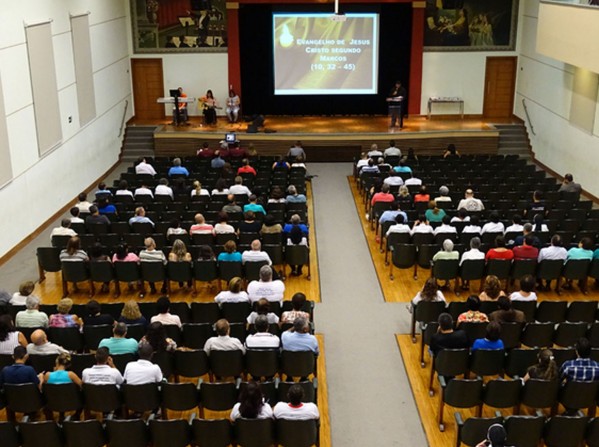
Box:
[129,115,514,162]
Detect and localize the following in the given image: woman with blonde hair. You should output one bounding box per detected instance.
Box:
[191,180,210,198]
[43,352,82,386]
[49,298,82,328]
[214,277,249,303]
[169,239,192,262]
[396,185,412,209]
[479,275,506,301]
[118,300,148,327]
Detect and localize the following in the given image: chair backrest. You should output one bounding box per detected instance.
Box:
[457,415,503,447]
[234,418,275,447]
[4,383,44,414]
[19,421,63,447]
[199,381,238,411]
[276,419,319,447]
[37,247,62,273]
[209,349,245,378]
[543,415,589,447]
[122,383,161,413]
[0,422,19,447]
[521,379,560,409]
[174,349,210,378]
[105,419,149,447]
[43,382,83,413]
[245,349,280,380]
[83,383,121,413]
[434,348,470,377]
[149,419,190,447]
[191,418,232,447]
[469,349,505,377]
[535,301,568,323]
[504,415,545,447]
[161,382,199,412]
[482,378,522,409]
[504,347,540,378]
[191,302,221,324]
[63,419,106,447]
[83,324,113,350]
[443,378,483,408]
[281,350,316,378]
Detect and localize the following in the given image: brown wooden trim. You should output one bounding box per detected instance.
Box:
[0,159,122,268]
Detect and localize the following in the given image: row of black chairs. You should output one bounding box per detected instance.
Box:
[455,413,599,447]
[1,349,317,383]
[0,386,319,447]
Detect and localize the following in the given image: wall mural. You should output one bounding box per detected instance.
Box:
[424,0,518,51]
[132,0,228,53]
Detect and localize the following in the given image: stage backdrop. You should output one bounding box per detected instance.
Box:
[239,3,412,116]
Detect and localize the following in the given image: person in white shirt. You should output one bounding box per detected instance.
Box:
[191,180,210,198]
[115,180,134,198]
[81,347,124,385]
[229,176,252,196]
[411,215,434,235]
[242,240,272,265]
[457,189,485,212]
[481,213,504,234]
[230,381,274,421]
[404,175,422,186]
[214,277,250,303]
[509,274,538,302]
[433,215,458,236]
[385,214,411,237]
[273,384,320,420]
[203,319,245,355]
[247,266,285,303]
[383,140,402,158]
[50,219,77,241]
[411,277,446,306]
[367,143,382,159]
[134,184,154,199]
[450,208,470,224]
[383,171,404,187]
[462,215,482,235]
[355,153,369,171]
[245,314,280,349]
[435,186,452,206]
[75,192,93,213]
[155,178,174,199]
[247,298,280,325]
[460,237,485,266]
[135,157,157,176]
[70,207,85,224]
[10,281,37,306]
[150,296,182,328]
[504,214,524,235]
[538,235,568,262]
[123,342,163,385]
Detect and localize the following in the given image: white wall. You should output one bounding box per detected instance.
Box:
[124,5,229,117]
[0,0,133,257]
[514,0,599,197]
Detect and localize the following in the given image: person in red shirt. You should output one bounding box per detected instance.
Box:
[512,235,539,260]
[413,185,430,203]
[196,142,215,159]
[229,142,248,159]
[237,159,257,176]
[485,235,514,261]
[371,184,395,206]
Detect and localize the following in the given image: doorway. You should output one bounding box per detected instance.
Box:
[483,56,517,119]
[131,58,165,121]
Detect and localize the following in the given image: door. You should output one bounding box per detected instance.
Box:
[131,58,165,120]
[483,56,517,119]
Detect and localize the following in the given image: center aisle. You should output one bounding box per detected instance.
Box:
[310,163,427,446]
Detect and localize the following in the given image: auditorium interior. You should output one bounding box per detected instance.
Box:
[1,0,599,446]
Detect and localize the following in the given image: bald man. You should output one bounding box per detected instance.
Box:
[26,329,68,355]
[241,240,272,265]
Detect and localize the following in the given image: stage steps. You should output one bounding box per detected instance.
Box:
[121,125,157,163]
[494,123,532,159]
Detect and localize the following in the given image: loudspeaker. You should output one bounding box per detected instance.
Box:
[253,115,265,127]
[246,124,258,133]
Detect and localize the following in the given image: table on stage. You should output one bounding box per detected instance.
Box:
[427,96,464,119]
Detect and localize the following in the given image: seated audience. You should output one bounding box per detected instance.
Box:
[558,173,582,198]
[246,315,281,349]
[247,298,280,325]
[371,183,395,206]
[43,352,82,386]
[286,185,307,203]
[10,281,37,306]
[457,295,489,326]
[15,296,49,328]
[457,189,484,212]
[214,212,236,234]
[411,214,434,235]
[83,300,115,326]
[283,214,309,236]
[215,277,250,304]
[280,293,310,325]
[281,317,319,354]
[135,157,157,176]
[218,240,242,262]
[82,347,124,385]
[140,321,177,352]
[128,207,154,226]
[510,275,538,302]
[191,180,210,198]
[60,236,89,262]
[134,182,153,199]
[243,195,266,215]
[512,235,539,260]
[0,346,41,387]
[462,215,482,235]
[27,329,67,355]
[238,211,262,234]
[98,322,139,355]
[70,206,84,224]
[115,180,133,198]
[430,313,469,356]
[411,277,446,308]
[49,298,82,328]
[432,239,459,262]
[471,322,504,351]
[229,177,252,196]
[538,235,567,262]
[424,200,446,223]
[118,300,148,328]
[204,318,245,355]
[489,296,525,323]
[560,337,599,383]
[247,265,285,303]
[155,178,174,199]
[75,192,93,213]
[566,237,594,261]
[242,240,272,265]
[190,214,215,235]
[166,219,187,238]
[50,218,77,241]
[481,212,504,234]
[475,424,509,447]
[261,214,283,234]
[0,315,27,354]
[485,236,514,261]
[274,384,319,420]
[151,296,182,328]
[479,275,506,302]
[433,215,457,236]
[385,214,411,237]
[379,202,408,226]
[85,205,110,226]
[169,239,192,263]
[237,159,256,176]
[123,342,163,385]
[523,349,558,382]
[231,381,274,420]
[168,157,189,177]
[460,237,485,266]
[435,185,452,206]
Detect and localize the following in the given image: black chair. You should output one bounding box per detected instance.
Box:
[560,259,591,294]
[174,349,210,378]
[504,415,545,447]
[388,243,417,280]
[0,422,19,447]
[63,419,106,447]
[244,260,270,282]
[105,419,149,447]
[167,261,194,292]
[559,380,599,414]
[281,350,317,379]
[437,377,483,432]
[504,347,540,378]
[511,300,537,322]
[410,300,446,343]
[47,326,84,352]
[482,377,521,412]
[520,379,560,411]
[140,262,167,296]
[61,261,92,297]
[149,418,191,447]
[83,324,113,350]
[36,247,61,282]
[218,261,243,283]
[521,322,555,348]
[4,383,45,418]
[209,350,244,379]
[499,321,524,349]
[161,382,199,413]
[19,421,63,447]
[277,380,317,404]
[459,322,488,346]
[459,259,486,292]
[429,348,470,396]
[198,381,238,416]
[486,259,512,284]
[28,353,58,374]
[276,419,320,447]
[153,350,175,379]
[220,302,251,324]
[191,418,232,447]
[470,349,505,377]
[113,262,141,297]
[536,300,568,323]
[122,383,161,415]
[245,349,280,380]
[191,302,221,324]
[567,300,597,323]
[182,323,213,350]
[234,418,275,447]
[70,353,95,377]
[193,260,219,288]
[43,383,83,420]
[284,245,311,279]
[82,383,122,416]
[454,413,502,447]
[554,322,588,347]
[538,259,564,291]
[544,415,589,447]
[432,259,460,294]
[586,417,599,447]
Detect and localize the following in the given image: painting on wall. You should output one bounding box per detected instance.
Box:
[424,0,518,51]
[131,0,228,53]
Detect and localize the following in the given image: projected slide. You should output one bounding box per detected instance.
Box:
[273,13,379,95]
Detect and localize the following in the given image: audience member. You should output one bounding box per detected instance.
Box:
[134,182,154,199]
[509,275,538,302]
[246,315,281,349]
[410,277,446,308]
[135,157,157,176]
[218,240,242,262]
[15,296,49,328]
[215,277,249,303]
[155,178,174,199]
[214,212,236,234]
[10,281,37,306]
[479,276,506,302]
[238,211,262,234]
[471,322,504,351]
[50,218,77,241]
[261,214,283,235]
[460,237,485,266]
[83,300,115,326]
[481,212,504,234]
[85,205,110,226]
[247,265,285,303]
[0,315,27,354]
[70,206,84,223]
[489,296,525,323]
[512,235,539,260]
[75,192,93,213]
[274,384,320,420]
[60,236,89,262]
[204,319,245,355]
[168,157,189,177]
[475,424,510,447]
[231,381,274,420]
[457,295,489,326]
[118,300,148,328]
[43,352,82,386]
[242,240,272,265]
[140,322,177,352]
[457,189,484,212]
[0,346,41,387]
[128,207,154,226]
[558,173,582,198]
[281,317,319,354]
[286,185,307,203]
[98,322,139,355]
[151,296,182,328]
[82,347,124,385]
[430,313,469,356]
[244,195,267,215]
[190,214,215,235]
[560,337,599,383]
[27,329,68,355]
[425,200,446,223]
[485,236,514,261]
[433,215,457,236]
[523,349,558,382]
[123,342,163,385]
[49,298,82,328]
[229,177,252,196]
[280,293,310,325]
[247,298,280,325]
[432,239,459,262]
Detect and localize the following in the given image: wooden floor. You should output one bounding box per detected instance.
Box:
[131,114,511,136]
[2,182,330,445]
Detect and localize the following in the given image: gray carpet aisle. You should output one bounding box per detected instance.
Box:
[310,163,427,446]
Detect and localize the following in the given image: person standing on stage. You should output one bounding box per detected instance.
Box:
[388,81,407,128]
[226,89,241,123]
[201,89,218,125]
[172,87,189,125]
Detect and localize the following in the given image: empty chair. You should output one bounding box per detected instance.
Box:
[536,301,568,323]
[482,378,522,412]
[19,421,63,447]
[182,323,213,350]
[191,418,232,447]
[122,383,161,415]
[82,383,122,416]
[504,415,545,447]
[388,244,417,280]
[585,417,599,447]
[554,322,588,347]
[0,422,19,447]
[36,247,61,283]
[276,419,320,447]
[162,382,199,414]
[470,349,505,377]
[281,350,317,379]
[173,349,210,378]
[209,350,244,379]
[520,379,560,411]
[149,418,190,447]
[234,418,275,447]
[4,383,45,418]
[429,348,470,395]
[83,324,113,351]
[246,349,280,380]
[567,300,597,323]
[191,302,221,324]
[63,419,105,447]
[521,322,555,348]
[559,380,599,414]
[437,377,483,432]
[198,381,238,416]
[504,347,540,378]
[61,262,92,297]
[43,382,83,419]
[544,414,589,447]
[105,419,150,447]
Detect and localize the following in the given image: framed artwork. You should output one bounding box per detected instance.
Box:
[424,0,518,51]
[131,0,228,53]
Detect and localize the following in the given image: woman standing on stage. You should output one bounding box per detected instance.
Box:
[200,89,218,125]
[226,89,241,123]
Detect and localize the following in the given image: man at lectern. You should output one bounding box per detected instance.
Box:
[387,81,407,128]
[172,87,189,126]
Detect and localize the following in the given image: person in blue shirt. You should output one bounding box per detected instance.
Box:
[168,158,189,177]
[0,346,40,388]
[281,317,319,354]
[98,322,139,355]
[128,207,155,226]
[378,202,408,225]
[393,160,413,174]
[567,237,594,261]
[283,214,309,236]
[218,240,242,262]
[243,195,266,215]
[471,321,504,351]
[560,337,599,383]
[97,198,117,215]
